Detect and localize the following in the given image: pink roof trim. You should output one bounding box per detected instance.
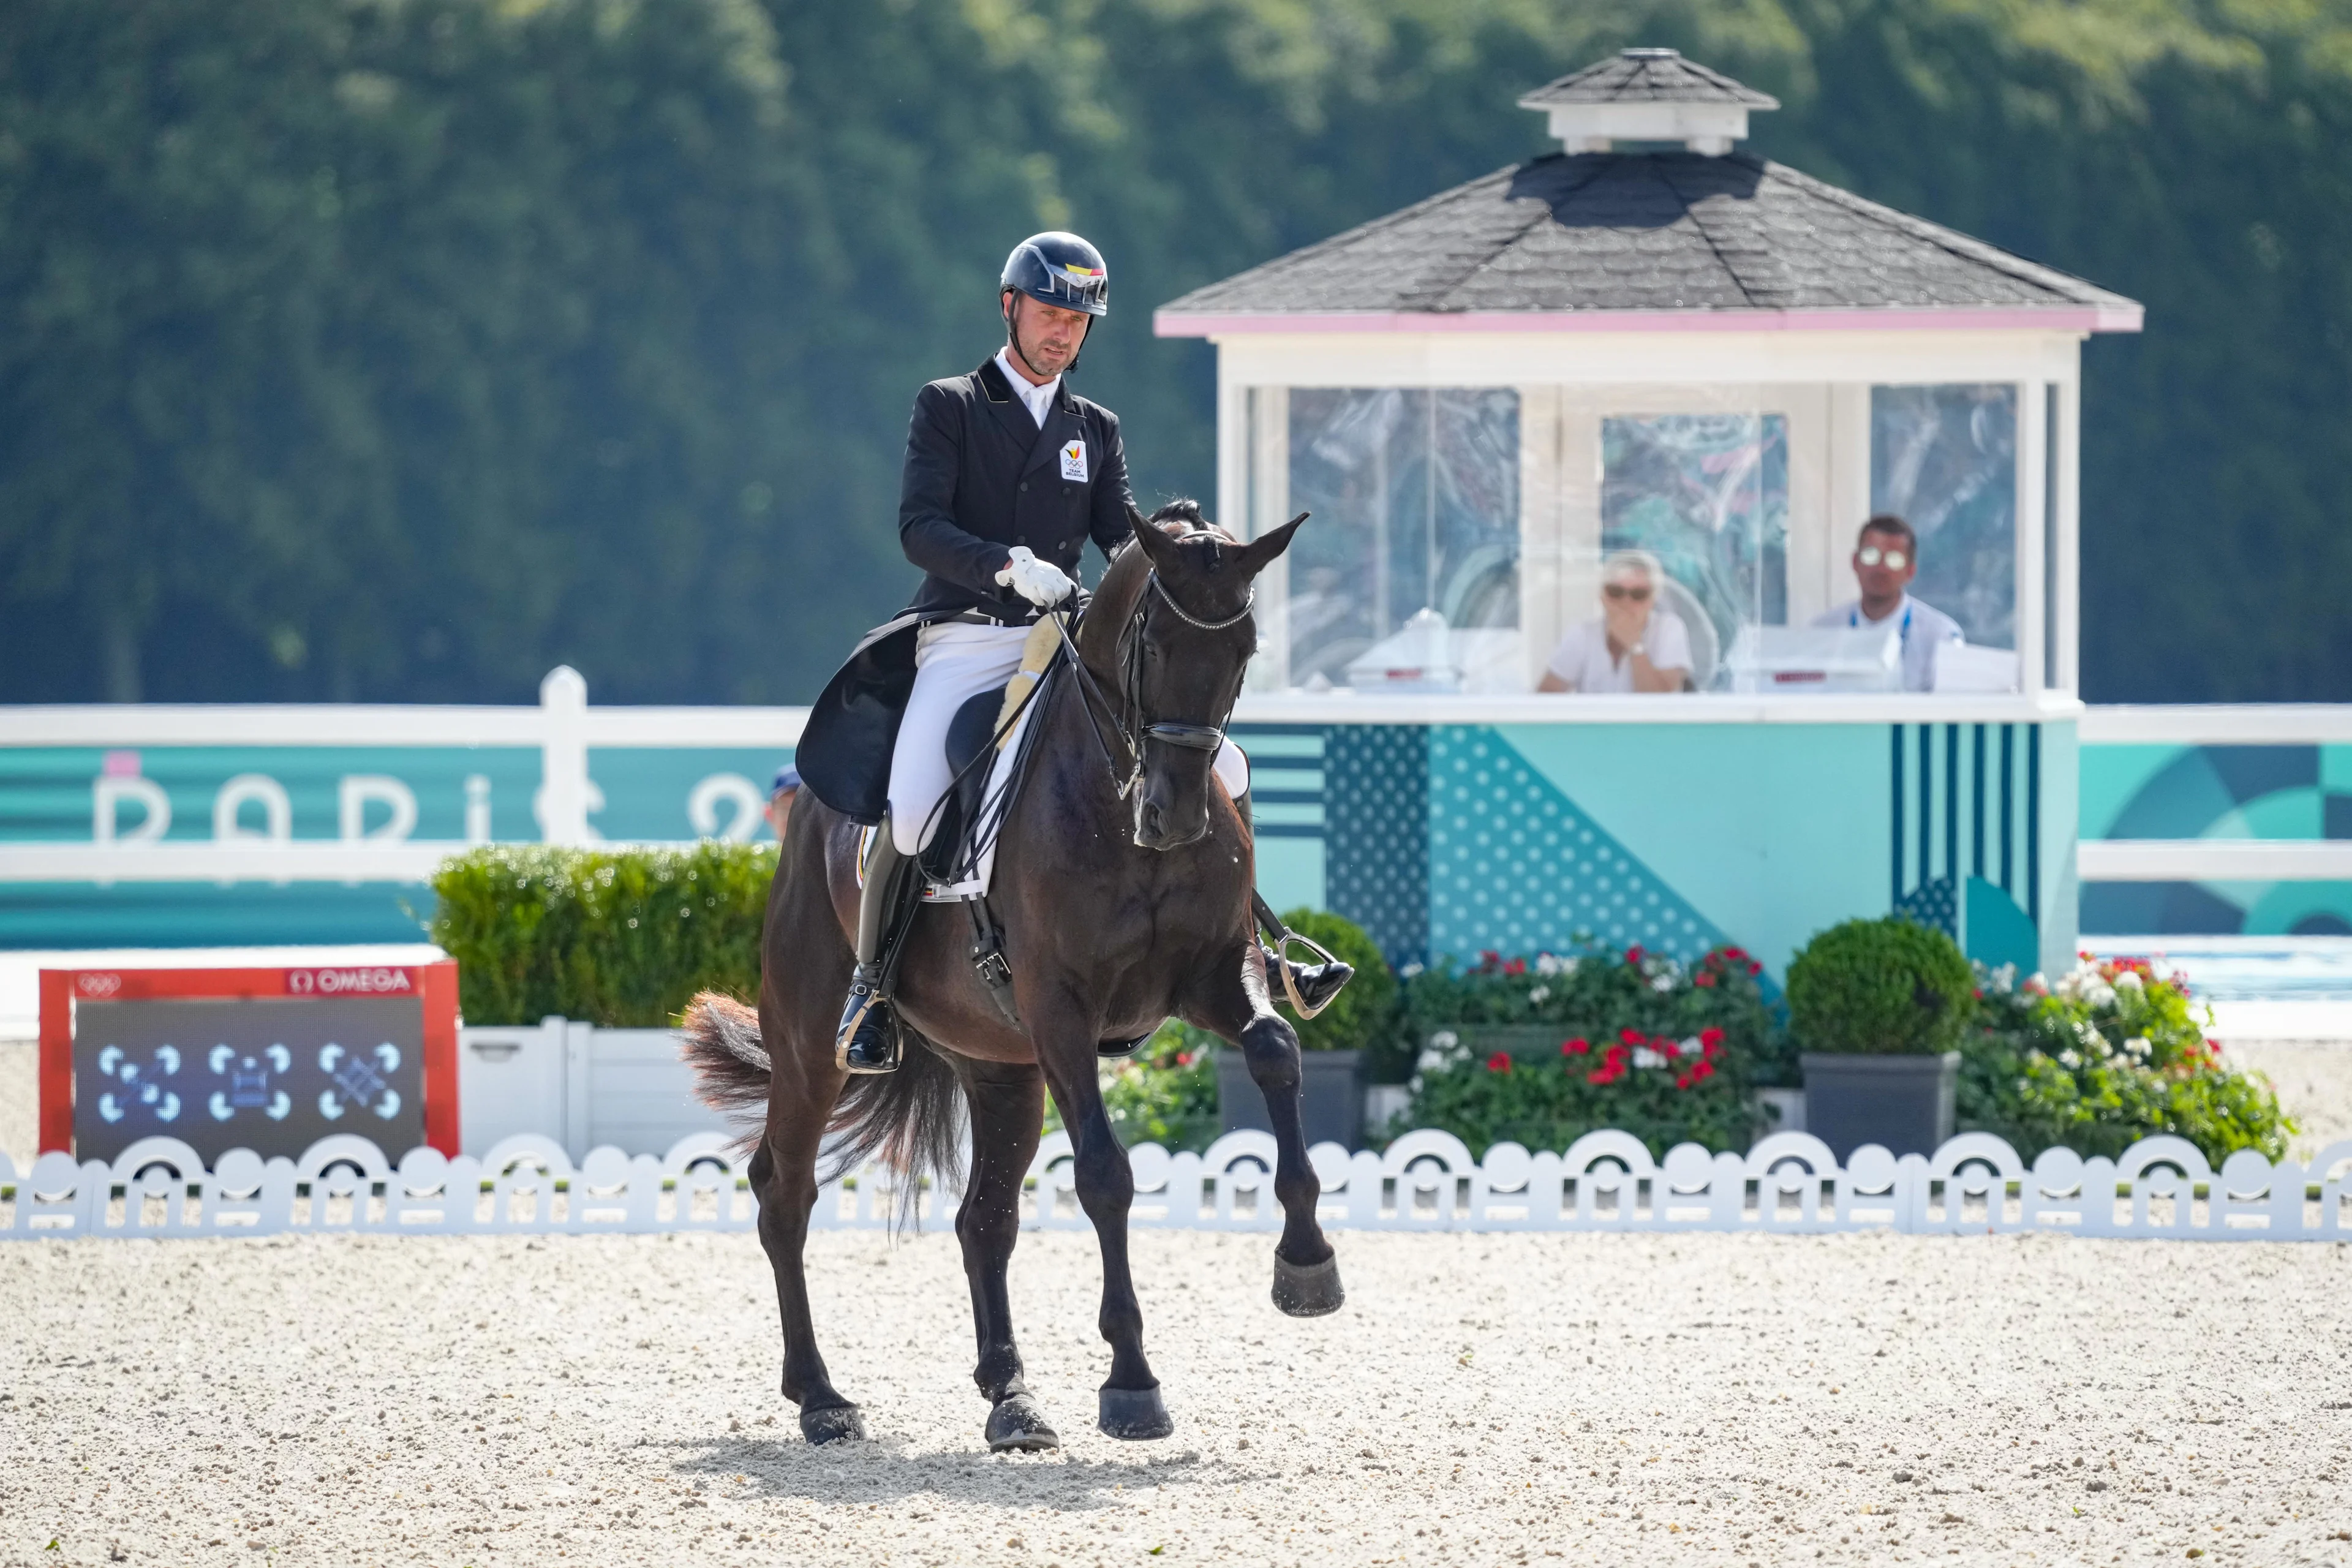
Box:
[1153,304,2144,337]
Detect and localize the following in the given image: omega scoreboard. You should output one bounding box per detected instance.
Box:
[39,963,460,1164]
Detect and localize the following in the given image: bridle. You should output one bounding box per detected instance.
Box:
[1052,567,1254,802]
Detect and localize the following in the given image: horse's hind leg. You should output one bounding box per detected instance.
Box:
[749,1065,866,1444]
[956,1058,1056,1451]
[1187,944,1343,1317]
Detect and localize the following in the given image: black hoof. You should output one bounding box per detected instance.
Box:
[986,1392,1060,1452]
[1098,1384,1173,1441]
[1271,1251,1345,1317]
[799,1403,867,1445]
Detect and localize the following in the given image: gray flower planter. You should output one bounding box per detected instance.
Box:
[1800,1051,1961,1162]
[1216,1048,1366,1150]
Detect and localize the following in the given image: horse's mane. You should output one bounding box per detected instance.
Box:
[1074,499,1235,679]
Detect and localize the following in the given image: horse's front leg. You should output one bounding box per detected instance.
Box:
[1188,942,1344,1316]
[1033,993,1172,1440]
[954,1057,1058,1450]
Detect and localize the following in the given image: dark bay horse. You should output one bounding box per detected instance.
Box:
[682,502,1342,1452]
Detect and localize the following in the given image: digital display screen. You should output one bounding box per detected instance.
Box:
[72,996,426,1165]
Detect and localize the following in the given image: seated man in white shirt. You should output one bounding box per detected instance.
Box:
[1537,549,1693,693]
[1810,514,1963,692]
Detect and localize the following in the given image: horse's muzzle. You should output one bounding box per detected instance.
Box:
[1133,794,1209,851]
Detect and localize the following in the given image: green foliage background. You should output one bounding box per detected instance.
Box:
[4,0,2349,701]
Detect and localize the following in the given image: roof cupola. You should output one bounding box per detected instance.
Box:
[1517,47,1778,157]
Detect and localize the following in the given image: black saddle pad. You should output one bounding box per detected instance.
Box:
[919,685,1011,884]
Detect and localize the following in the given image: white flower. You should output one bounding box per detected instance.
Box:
[1415,1049,1448,1074]
[1400,962,1425,979]
[1527,986,1551,1006]
[2125,1036,2152,1058]
[1651,974,1675,992]
[1431,1030,1458,1051]
[1632,1047,1666,1069]
[1407,1074,1424,1094]
[2115,970,2144,993]
[2084,983,2117,1011]
[2058,1049,2083,1070]
[1989,963,2018,995]
[1534,952,1565,978]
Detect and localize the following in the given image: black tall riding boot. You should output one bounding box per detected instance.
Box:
[835,820,917,1074]
[1234,786,1354,1015]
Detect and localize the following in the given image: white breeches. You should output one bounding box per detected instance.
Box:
[888,620,1250,856]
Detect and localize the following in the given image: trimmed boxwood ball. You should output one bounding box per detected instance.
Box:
[1275,908,1393,1052]
[1787,915,1977,1055]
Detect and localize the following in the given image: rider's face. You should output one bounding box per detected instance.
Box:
[1004,292,1091,382]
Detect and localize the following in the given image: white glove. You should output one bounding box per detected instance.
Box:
[995,546,1074,608]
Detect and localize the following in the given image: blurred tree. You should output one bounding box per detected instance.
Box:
[1,0,2348,703]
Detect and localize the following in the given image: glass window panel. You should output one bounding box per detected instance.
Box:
[1871,385,2017,650]
[1286,389,1518,690]
[1599,412,1789,689]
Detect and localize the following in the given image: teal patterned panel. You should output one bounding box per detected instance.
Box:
[1426,726,1727,964]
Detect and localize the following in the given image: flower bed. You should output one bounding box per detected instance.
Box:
[1957,956,2293,1163]
[1396,944,1778,1157]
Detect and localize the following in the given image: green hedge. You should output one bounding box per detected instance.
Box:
[429,844,775,1027]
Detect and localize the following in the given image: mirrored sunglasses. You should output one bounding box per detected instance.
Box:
[1856,545,1909,570]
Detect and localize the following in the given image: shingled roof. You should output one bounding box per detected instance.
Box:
[1155,149,2141,328]
[1518,45,1778,110]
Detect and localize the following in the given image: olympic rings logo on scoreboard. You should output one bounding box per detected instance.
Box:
[75,973,123,998]
[285,968,414,996]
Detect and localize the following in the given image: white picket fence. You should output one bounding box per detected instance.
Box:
[7,1128,2352,1240]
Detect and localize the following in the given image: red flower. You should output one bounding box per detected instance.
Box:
[1503,957,1528,977]
[1673,1071,1694,1090]
[1588,1065,1622,1085]
[1619,1027,1644,1046]
[1562,1037,1592,1056]
[1626,944,1646,965]
[1700,1027,1724,1050]
[1656,1037,1681,1058]
[1692,1060,1716,1080]
[1485,1051,1512,1074]
[1695,971,1717,987]
[1175,1052,1192,1068]
[1747,960,1763,975]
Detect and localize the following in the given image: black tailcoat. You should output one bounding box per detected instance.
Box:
[797,357,1136,823]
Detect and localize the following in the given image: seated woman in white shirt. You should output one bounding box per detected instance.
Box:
[1537,549,1693,693]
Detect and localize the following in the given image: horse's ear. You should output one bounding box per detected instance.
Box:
[1128,503,1183,572]
[1233,511,1308,578]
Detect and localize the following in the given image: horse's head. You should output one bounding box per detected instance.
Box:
[1117,499,1305,851]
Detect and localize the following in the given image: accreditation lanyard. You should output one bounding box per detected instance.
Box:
[1850,601,1913,647]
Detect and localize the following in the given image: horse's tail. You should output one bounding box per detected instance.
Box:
[679,990,773,1152]
[823,1035,963,1225]
[679,987,963,1223]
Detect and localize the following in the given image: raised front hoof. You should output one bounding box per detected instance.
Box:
[1271,1251,1345,1317]
[799,1403,867,1446]
[986,1393,1060,1452]
[1097,1384,1173,1442]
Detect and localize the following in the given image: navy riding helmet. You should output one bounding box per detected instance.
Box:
[1000,232,1109,317]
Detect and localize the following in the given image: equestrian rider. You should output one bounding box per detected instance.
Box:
[796,232,1344,1074]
